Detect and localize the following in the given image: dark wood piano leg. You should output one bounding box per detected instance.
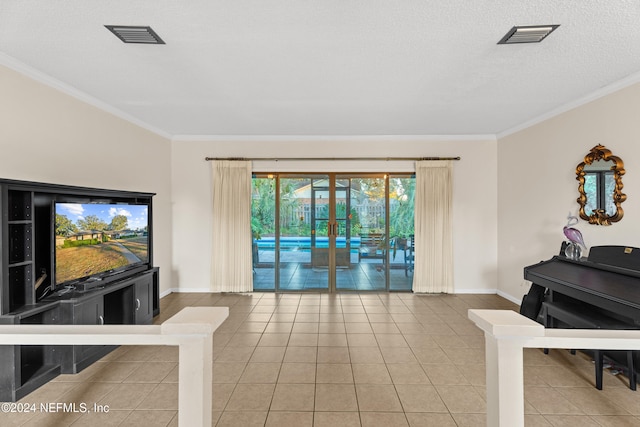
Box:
[594,350,603,390]
[627,351,636,391]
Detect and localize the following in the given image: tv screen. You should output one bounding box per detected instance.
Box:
[54,202,149,286]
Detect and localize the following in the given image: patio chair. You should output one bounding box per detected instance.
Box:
[403,235,414,277]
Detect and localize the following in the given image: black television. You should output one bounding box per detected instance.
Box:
[54,202,150,288]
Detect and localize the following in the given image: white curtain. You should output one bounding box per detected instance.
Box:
[413,160,454,293]
[211,160,253,292]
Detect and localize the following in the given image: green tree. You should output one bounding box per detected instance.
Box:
[77,215,107,231]
[55,214,77,237]
[109,215,128,231]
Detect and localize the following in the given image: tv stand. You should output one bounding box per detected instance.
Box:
[0,178,159,402]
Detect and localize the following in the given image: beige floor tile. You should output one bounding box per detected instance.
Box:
[360,412,409,427]
[123,361,176,383]
[402,334,437,348]
[450,412,487,427]
[315,384,358,411]
[343,313,369,322]
[69,409,131,426]
[345,323,374,334]
[258,333,291,347]
[318,333,348,347]
[87,361,144,383]
[284,346,317,363]
[113,345,158,362]
[225,384,275,411]
[356,384,403,412]
[421,363,469,385]
[266,411,314,427]
[317,346,351,363]
[589,415,640,426]
[120,410,177,427]
[213,383,235,410]
[387,363,431,385]
[271,383,316,411]
[236,321,268,333]
[524,386,583,415]
[541,415,601,426]
[278,363,317,383]
[313,411,361,427]
[352,363,392,384]
[238,362,281,383]
[380,347,417,363]
[435,385,485,414]
[406,412,457,426]
[396,384,448,412]
[346,333,378,347]
[226,333,262,347]
[375,334,408,347]
[265,321,294,332]
[213,362,247,383]
[370,322,401,334]
[411,347,451,365]
[349,347,384,364]
[367,313,395,323]
[524,414,553,426]
[293,323,320,333]
[289,333,319,347]
[318,322,346,333]
[215,346,255,363]
[216,411,268,427]
[317,363,354,383]
[556,386,631,415]
[136,383,178,410]
[250,346,286,363]
[97,382,158,409]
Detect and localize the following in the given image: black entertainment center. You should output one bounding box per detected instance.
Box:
[0,178,160,402]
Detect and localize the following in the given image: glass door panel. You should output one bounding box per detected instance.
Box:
[389,175,415,291]
[279,176,330,290]
[339,176,386,291]
[251,175,276,290]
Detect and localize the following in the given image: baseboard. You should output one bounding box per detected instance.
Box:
[497,289,522,305]
[454,288,498,294]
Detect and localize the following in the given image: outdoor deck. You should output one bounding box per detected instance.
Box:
[253,249,413,291]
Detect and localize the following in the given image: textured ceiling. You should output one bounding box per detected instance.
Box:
[2,1,640,138]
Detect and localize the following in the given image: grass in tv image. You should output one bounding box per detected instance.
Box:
[55,203,149,284]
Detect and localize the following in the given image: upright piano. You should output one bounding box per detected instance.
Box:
[524,245,640,387]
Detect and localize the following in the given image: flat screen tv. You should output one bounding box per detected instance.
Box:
[54,202,149,287]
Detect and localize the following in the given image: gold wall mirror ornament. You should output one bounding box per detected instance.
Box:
[576,144,626,225]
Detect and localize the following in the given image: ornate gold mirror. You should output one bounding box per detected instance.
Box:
[576,145,626,225]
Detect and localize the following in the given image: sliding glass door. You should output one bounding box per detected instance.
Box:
[252,173,414,292]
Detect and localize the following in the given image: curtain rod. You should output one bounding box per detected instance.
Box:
[205,156,461,161]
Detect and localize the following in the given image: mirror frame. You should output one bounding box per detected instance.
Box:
[576,144,626,225]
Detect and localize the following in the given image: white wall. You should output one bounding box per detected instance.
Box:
[171,137,498,293]
[497,82,640,302]
[0,65,173,294]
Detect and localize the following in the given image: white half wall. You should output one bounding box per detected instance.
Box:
[0,65,173,294]
[498,82,640,303]
[171,137,498,293]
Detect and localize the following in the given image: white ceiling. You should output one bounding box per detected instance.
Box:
[2,1,640,138]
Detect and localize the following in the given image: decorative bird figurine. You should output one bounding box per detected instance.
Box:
[563,213,586,249]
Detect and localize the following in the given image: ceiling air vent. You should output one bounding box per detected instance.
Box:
[105,25,165,44]
[498,25,559,44]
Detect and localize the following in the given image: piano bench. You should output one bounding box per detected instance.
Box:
[541,301,637,391]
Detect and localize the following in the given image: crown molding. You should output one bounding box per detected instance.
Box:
[0,53,172,140]
[497,70,640,139]
[171,134,497,143]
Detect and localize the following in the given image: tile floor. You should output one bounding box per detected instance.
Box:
[3,292,640,426]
